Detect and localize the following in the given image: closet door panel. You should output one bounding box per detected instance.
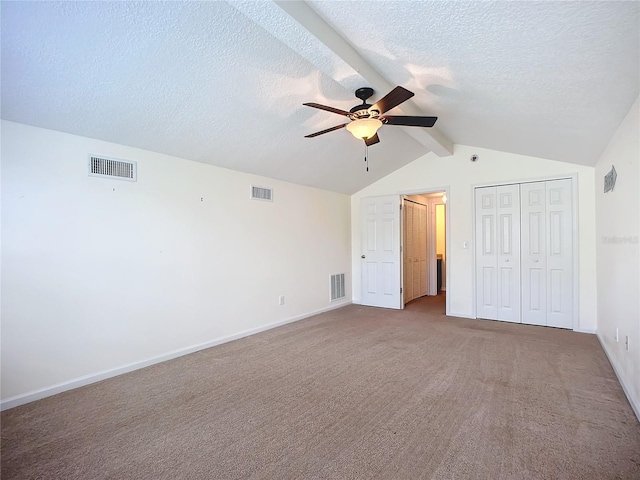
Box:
[546,179,573,328]
[496,184,521,322]
[475,187,498,319]
[521,182,547,326]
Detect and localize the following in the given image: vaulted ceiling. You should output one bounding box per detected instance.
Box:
[2,1,638,194]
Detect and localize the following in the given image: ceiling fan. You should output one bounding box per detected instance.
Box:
[303,86,437,146]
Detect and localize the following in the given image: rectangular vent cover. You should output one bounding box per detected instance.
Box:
[331,273,346,301]
[251,185,273,201]
[88,155,137,181]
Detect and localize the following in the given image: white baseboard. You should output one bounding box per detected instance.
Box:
[447,311,475,319]
[597,333,640,422]
[1,301,351,411]
[574,327,597,334]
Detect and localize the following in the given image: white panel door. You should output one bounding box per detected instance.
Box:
[477,179,574,328]
[496,185,521,323]
[521,182,547,326]
[361,196,402,309]
[545,179,573,328]
[475,187,498,319]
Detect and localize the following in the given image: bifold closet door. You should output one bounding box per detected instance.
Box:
[403,201,414,304]
[418,203,428,297]
[521,179,573,328]
[475,185,521,321]
[521,182,547,325]
[403,200,428,305]
[545,179,573,328]
[496,185,521,322]
[476,187,498,319]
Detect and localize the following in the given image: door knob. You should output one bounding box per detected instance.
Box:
[361,255,366,259]
[505,259,510,262]
[534,259,539,263]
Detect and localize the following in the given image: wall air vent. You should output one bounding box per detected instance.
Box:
[88,155,137,181]
[331,273,346,301]
[251,185,273,201]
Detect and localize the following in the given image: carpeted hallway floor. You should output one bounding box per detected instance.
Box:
[2,295,639,479]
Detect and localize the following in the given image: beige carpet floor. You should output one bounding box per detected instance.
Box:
[2,295,639,479]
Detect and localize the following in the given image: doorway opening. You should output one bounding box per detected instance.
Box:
[402,192,446,313]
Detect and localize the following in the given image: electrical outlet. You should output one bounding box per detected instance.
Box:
[279,295,285,306]
[625,335,629,352]
[616,327,619,342]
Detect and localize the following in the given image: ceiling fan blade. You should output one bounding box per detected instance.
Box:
[303,102,350,116]
[383,115,438,127]
[371,86,414,114]
[305,123,347,138]
[364,133,380,146]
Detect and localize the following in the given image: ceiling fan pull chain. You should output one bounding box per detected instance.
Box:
[365,144,369,172]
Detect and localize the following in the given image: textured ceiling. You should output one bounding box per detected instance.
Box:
[2,1,638,194]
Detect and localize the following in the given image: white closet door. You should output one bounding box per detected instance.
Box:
[545,179,573,328]
[521,182,548,325]
[477,179,574,328]
[497,184,521,322]
[475,187,498,319]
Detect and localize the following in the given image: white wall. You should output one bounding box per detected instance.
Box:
[1,121,351,406]
[594,97,640,418]
[351,144,597,331]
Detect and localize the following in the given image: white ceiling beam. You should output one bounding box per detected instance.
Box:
[274,0,453,157]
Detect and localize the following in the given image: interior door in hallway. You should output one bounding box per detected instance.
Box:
[418,202,428,297]
[403,199,428,305]
[403,200,414,304]
[361,195,402,309]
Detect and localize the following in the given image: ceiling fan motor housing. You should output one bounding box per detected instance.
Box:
[350,87,379,119]
[355,87,374,102]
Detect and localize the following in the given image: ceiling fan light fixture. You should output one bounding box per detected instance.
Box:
[346,118,382,140]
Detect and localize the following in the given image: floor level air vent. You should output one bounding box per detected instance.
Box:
[331,273,346,301]
[251,185,273,201]
[88,155,137,181]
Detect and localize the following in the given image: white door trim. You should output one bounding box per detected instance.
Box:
[397,186,451,317]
